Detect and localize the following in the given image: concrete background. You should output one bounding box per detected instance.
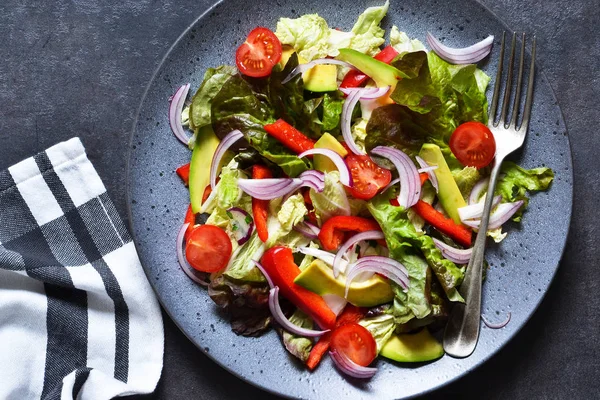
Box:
[0,0,598,398]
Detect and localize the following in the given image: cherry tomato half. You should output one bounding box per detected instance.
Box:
[185,225,232,273]
[235,27,282,78]
[449,121,496,168]
[330,323,377,367]
[346,153,392,200]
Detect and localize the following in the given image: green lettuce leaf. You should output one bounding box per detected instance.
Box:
[276,14,331,61]
[388,51,490,145]
[389,26,426,55]
[322,92,344,133]
[275,1,389,60]
[367,191,465,302]
[279,309,314,362]
[224,233,267,283]
[359,314,396,353]
[347,0,389,56]
[495,161,554,221]
[266,193,308,247]
[189,65,237,131]
[210,59,312,177]
[309,171,351,225]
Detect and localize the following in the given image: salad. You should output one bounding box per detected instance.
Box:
[170,1,553,379]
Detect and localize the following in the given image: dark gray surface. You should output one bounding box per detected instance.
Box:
[0,0,597,399]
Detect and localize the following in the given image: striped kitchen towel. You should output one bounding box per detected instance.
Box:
[0,138,163,399]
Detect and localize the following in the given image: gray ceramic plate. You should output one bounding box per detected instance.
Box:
[127,0,573,398]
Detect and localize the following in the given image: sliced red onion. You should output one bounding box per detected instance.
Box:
[458,195,502,221]
[462,200,524,230]
[426,33,494,64]
[432,237,472,264]
[322,294,347,317]
[341,90,365,155]
[481,312,511,329]
[238,178,304,200]
[269,286,330,337]
[469,178,489,205]
[415,155,439,193]
[226,207,254,245]
[303,221,320,236]
[339,86,390,100]
[345,256,409,298]
[297,246,337,266]
[210,130,243,189]
[333,231,385,278]
[282,59,355,84]
[330,349,377,379]
[298,149,352,186]
[176,223,209,286]
[299,170,326,192]
[252,260,274,288]
[293,221,320,240]
[169,84,192,146]
[371,146,421,208]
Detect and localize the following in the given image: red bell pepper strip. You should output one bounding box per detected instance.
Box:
[412,200,472,247]
[264,119,316,155]
[252,165,272,242]
[306,305,367,370]
[176,163,191,186]
[260,247,336,330]
[318,216,382,251]
[201,184,212,205]
[340,45,400,88]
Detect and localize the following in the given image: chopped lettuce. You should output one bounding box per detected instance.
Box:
[208,274,271,336]
[496,161,554,221]
[309,171,351,225]
[347,0,389,56]
[275,1,389,60]
[388,51,490,145]
[368,191,465,302]
[453,166,482,200]
[276,14,331,61]
[279,309,314,362]
[190,65,238,131]
[210,58,312,177]
[359,314,396,353]
[389,26,426,55]
[322,93,344,133]
[266,194,308,247]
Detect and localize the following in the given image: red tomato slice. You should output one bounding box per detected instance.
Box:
[330,323,377,367]
[235,27,282,78]
[346,153,392,200]
[449,121,496,168]
[185,225,232,273]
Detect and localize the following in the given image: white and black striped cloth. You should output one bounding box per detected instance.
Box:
[0,138,163,399]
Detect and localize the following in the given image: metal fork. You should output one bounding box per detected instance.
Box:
[443,32,537,358]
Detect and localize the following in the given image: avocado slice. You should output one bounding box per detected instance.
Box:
[336,48,403,89]
[279,46,303,68]
[313,133,348,172]
[294,260,394,307]
[380,328,444,363]
[303,65,338,92]
[189,126,220,213]
[419,144,466,224]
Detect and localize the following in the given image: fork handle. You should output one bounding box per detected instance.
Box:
[443,156,505,358]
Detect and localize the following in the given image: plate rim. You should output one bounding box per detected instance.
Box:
[125,0,574,397]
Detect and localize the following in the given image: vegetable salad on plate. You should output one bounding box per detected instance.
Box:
[170,1,553,379]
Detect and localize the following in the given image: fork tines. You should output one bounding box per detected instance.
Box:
[489,32,537,132]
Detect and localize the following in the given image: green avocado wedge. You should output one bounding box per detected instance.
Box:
[294,259,394,307]
[313,133,348,172]
[336,48,404,89]
[419,143,466,224]
[189,126,220,213]
[380,328,444,363]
